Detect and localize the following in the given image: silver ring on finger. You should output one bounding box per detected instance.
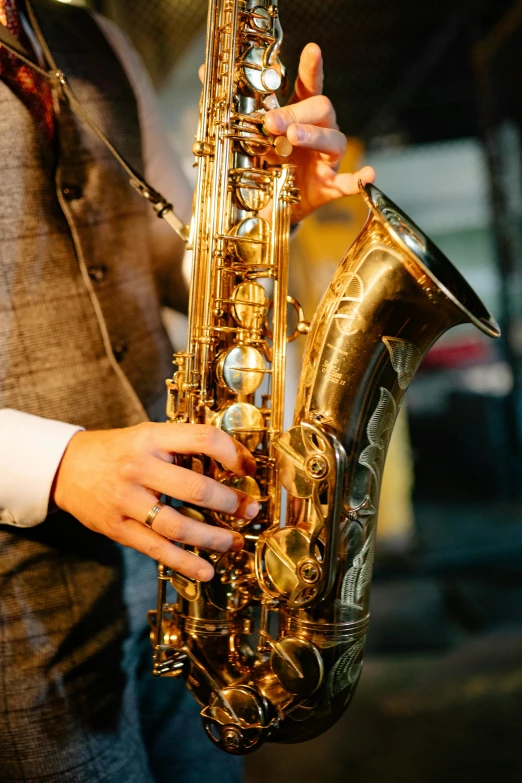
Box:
[143,500,165,529]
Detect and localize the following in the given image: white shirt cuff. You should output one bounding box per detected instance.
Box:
[0,409,84,528]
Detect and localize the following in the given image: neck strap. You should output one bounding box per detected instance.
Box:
[0,3,188,242]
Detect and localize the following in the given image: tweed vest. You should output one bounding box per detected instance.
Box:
[0,0,174,430]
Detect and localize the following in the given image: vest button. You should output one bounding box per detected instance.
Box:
[62,184,83,200]
[88,265,108,282]
[113,343,128,363]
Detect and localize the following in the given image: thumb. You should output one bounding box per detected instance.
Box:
[290,42,324,103]
[333,166,376,196]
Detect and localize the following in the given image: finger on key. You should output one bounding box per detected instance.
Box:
[264,95,337,137]
[134,491,244,552]
[287,123,347,162]
[151,423,257,476]
[141,459,260,520]
[117,518,215,581]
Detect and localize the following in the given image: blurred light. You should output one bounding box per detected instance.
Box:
[460,363,514,396]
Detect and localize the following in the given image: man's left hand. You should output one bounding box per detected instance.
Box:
[264,42,375,222]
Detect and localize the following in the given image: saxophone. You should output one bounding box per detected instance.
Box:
[148,0,500,754]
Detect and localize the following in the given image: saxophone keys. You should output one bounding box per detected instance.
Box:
[274,135,292,158]
[207,550,257,611]
[231,282,269,331]
[232,168,271,212]
[169,572,202,603]
[228,216,270,265]
[263,527,311,595]
[216,474,262,530]
[165,378,180,421]
[201,685,269,754]
[270,636,324,696]
[273,426,314,498]
[248,6,272,33]
[241,46,282,94]
[214,402,265,450]
[215,345,267,395]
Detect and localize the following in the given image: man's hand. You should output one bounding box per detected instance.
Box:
[264,42,375,221]
[52,423,259,581]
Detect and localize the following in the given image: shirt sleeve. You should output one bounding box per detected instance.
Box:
[94,13,192,314]
[0,409,83,528]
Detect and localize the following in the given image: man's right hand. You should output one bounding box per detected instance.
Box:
[51,422,259,582]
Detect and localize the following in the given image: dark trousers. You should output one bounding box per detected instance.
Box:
[0,513,242,782]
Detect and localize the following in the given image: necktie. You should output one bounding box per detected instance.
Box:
[0,0,54,139]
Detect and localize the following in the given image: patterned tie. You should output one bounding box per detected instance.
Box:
[0,0,54,139]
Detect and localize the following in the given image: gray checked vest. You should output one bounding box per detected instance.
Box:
[0,0,174,430]
[0,8,183,769]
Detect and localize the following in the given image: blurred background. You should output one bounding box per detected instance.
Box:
[63,0,522,779]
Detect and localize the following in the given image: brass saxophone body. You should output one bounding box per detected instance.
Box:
[148,0,500,754]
